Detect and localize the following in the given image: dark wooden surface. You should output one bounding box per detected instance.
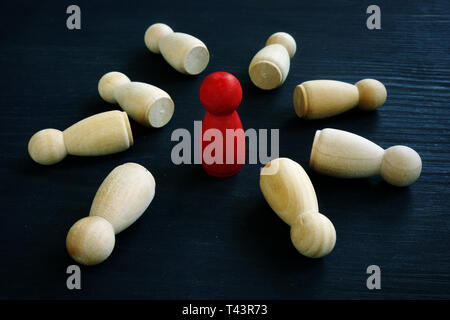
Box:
[0,0,449,299]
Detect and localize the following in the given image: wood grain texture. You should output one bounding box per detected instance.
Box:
[145,23,210,75]
[66,162,156,266]
[28,111,133,165]
[260,158,336,258]
[0,0,449,299]
[89,162,156,234]
[249,32,295,90]
[293,79,386,118]
[310,128,422,186]
[98,72,175,128]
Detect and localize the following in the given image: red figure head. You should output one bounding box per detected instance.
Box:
[199,71,243,116]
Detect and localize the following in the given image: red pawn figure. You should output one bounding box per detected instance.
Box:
[200,72,246,177]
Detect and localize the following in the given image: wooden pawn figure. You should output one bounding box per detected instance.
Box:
[144,23,209,75]
[260,158,336,258]
[294,79,387,119]
[66,163,156,265]
[310,128,422,186]
[249,32,297,90]
[98,72,174,128]
[28,111,133,165]
[200,72,246,177]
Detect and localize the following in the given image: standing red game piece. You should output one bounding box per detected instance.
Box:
[200,72,246,177]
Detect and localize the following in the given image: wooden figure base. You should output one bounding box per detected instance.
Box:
[249,60,283,90]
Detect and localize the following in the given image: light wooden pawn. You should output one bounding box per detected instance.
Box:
[98,72,174,128]
[28,111,133,165]
[260,158,336,258]
[310,128,422,186]
[294,79,387,119]
[249,32,297,90]
[144,23,209,75]
[66,163,156,265]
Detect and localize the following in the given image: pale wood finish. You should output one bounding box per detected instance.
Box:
[260,157,318,226]
[144,23,173,54]
[260,158,336,258]
[310,129,385,178]
[310,128,422,186]
[90,162,156,233]
[66,163,156,265]
[294,79,387,119]
[28,111,133,165]
[66,216,115,266]
[266,32,296,58]
[249,32,296,90]
[290,212,336,259]
[97,71,130,104]
[380,146,423,187]
[355,79,388,110]
[27,129,67,165]
[145,23,209,75]
[98,71,174,128]
[63,110,133,156]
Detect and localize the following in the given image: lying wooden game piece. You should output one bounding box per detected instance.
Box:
[249,32,296,90]
[28,111,133,165]
[144,23,209,75]
[260,158,336,258]
[294,79,387,119]
[66,163,156,265]
[310,128,422,186]
[98,71,174,128]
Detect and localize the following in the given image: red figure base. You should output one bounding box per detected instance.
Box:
[201,111,245,177]
[203,164,243,178]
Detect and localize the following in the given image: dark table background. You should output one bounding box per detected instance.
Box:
[0,0,449,300]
